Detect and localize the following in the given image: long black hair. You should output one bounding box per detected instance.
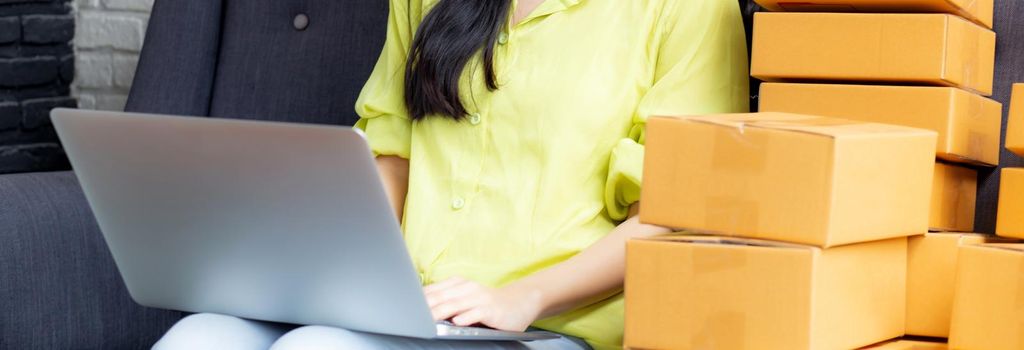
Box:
[404,0,513,121]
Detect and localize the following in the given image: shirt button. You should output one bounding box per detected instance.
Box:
[498,32,509,45]
[293,14,309,31]
[451,197,466,210]
[469,113,482,125]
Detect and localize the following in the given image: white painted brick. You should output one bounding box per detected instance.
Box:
[75,52,113,88]
[112,53,139,88]
[76,93,97,110]
[93,94,129,111]
[76,11,147,51]
[76,0,102,10]
[103,0,153,12]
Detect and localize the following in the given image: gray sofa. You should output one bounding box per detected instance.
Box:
[11,1,1024,349]
[2,1,387,348]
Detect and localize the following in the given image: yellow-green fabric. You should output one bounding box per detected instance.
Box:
[355,0,749,348]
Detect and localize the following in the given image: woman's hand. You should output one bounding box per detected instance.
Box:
[424,277,545,332]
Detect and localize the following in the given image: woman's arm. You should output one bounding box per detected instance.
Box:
[381,152,668,329]
[376,155,410,220]
[425,204,672,330]
[507,205,672,318]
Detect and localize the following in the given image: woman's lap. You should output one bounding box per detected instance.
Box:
[154,313,590,350]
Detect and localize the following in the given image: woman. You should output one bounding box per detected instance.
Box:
[153,0,748,349]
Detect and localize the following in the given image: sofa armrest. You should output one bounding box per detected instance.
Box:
[0,171,182,349]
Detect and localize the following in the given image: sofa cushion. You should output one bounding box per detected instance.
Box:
[208,0,388,125]
[0,171,182,349]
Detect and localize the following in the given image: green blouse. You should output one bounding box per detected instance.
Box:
[355,0,749,348]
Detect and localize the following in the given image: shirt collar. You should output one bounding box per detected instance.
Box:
[513,0,584,27]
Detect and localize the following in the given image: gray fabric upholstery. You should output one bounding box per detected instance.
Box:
[976,0,1024,233]
[123,0,223,117]
[126,0,388,126]
[2,1,390,349]
[0,171,182,349]
[208,0,388,124]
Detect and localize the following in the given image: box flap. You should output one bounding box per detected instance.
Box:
[640,233,815,250]
[653,113,937,139]
[972,243,1024,253]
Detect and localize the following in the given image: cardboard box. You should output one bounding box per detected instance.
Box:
[906,233,988,337]
[861,339,948,349]
[997,168,1024,239]
[759,83,1002,166]
[640,113,936,248]
[930,162,977,232]
[1004,84,1024,157]
[949,244,1024,350]
[624,235,907,350]
[752,0,992,29]
[751,13,996,96]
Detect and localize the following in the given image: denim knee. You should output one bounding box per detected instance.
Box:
[270,326,382,350]
[152,313,288,350]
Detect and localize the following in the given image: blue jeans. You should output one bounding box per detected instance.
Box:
[152,313,592,350]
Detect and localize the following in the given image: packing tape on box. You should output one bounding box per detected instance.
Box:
[963,0,980,23]
[711,125,767,174]
[703,115,858,175]
[962,17,982,94]
[963,91,990,162]
[692,311,747,349]
[1017,258,1024,345]
[690,239,749,273]
[690,243,748,349]
[1018,257,1024,314]
[967,131,986,164]
[701,115,863,235]
[694,115,861,130]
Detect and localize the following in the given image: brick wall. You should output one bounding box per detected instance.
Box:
[72,0,151,111]
[0,0,76,174]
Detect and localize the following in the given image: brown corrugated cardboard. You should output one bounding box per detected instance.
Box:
[752,0,992,28]
[1004,84,1024,157]
[640,113,936,248]
[860,339,948,349]
[759,83,1002,166]
[949,243,1024,350]
[997,168,1024,239]
[906,233,987,337]
[930,162,977,232]
[751,13,996,96]
[624,235,907,350]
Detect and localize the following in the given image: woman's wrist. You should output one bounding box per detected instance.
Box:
[504,276,554,321]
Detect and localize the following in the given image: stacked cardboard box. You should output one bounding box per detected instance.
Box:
[751,0,992,28]
[754,7,999,233]
[943,84,1024,349]
[948,243,1024,349]
[905,232,1018,338]
[625,113,937,349]
[998,85,1024,239]
[625,2,1002,349]
[749,4,1000,343]
[759,83,996,232]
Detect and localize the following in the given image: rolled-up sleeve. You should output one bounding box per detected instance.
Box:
[604,0,750,220]
[354,0,418,159]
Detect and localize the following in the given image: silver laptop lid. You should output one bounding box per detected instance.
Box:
[51,108,437,339]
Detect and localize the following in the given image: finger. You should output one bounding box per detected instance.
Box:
[423,277,467,294]
[426,281,484,308]
[431,294,488,321]
[452,307,488,327]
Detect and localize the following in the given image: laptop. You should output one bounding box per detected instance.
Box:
[50,108,558,342]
